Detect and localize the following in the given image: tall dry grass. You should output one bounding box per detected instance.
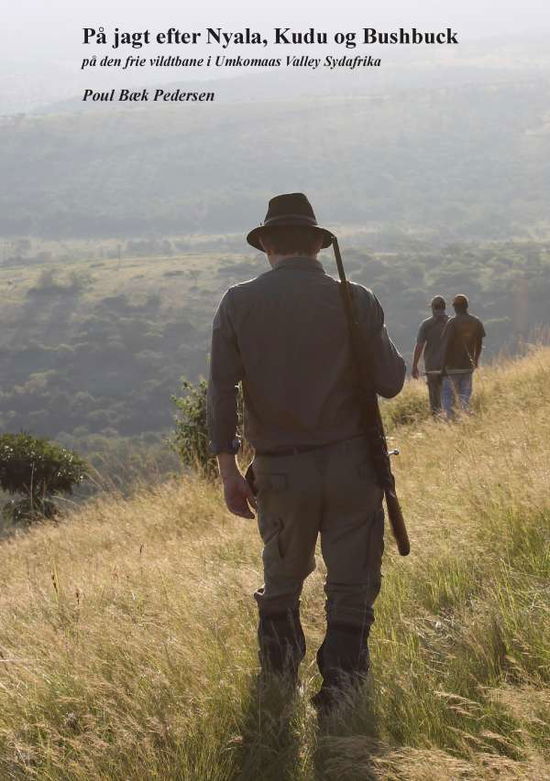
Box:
[0,347,549,780]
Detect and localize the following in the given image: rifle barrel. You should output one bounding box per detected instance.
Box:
[332,235,410,556]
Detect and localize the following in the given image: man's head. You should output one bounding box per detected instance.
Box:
[259,225,324,260]
[247,193,333,260]
[452,293,469,314]
[430,295,446,315]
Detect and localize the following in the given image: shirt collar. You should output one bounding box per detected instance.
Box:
[272,256,326,273]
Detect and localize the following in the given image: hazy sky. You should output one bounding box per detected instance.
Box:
[3,0,550,63]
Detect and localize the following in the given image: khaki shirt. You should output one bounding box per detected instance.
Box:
[207,256,405,454]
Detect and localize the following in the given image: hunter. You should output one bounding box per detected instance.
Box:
[207,193,405,710]
[411,295,449,415]
[441,293,486,419]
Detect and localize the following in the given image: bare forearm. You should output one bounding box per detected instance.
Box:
[411,342,424,379]
[412,343,424,371]
[474,343,482,366]
[216,452,241,481]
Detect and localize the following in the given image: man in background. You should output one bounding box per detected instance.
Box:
[207,193,405,710]
[441,294,486,419]
[412,296,448,415]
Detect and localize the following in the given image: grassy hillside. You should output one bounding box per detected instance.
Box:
[0,347,548,779]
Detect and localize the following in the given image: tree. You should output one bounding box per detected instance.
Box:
[0,433,88,525]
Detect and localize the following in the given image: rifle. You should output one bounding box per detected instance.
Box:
[331,235,410,556]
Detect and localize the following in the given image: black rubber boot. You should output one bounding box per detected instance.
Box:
[312,622,370,712]
[258,608,306,685]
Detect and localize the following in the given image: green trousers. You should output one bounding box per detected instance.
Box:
[251,435,384,652]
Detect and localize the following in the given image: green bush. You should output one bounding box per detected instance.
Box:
[172,379,247,479]
[172,379,214,478]
[0,432,88,525]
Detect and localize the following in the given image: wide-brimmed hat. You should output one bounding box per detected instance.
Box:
[246,193,333,251]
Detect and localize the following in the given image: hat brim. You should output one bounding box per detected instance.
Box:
[247,223,333,251]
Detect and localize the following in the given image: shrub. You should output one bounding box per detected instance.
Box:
[172,379,215,479]
[172,379,247,479]
[0,432,88,525]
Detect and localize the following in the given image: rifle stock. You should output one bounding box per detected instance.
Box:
[332,235,410,557]
[385,484,410,557]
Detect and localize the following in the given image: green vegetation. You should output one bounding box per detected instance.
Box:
[0,348,547,778]
[172,378,250,479]
[0,237,548,461]
[1,80,550,240]
[1,73,550,477]
[172,378,215,478]
[0,432,87,524]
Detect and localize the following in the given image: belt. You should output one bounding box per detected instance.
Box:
[255,443,327,457]
[255,435,363,458]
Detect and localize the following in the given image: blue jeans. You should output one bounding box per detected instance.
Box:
[442,372,473,419]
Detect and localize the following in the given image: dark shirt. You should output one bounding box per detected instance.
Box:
[207,256,406,454]
[442,312,486,373]
[416,313,449,372]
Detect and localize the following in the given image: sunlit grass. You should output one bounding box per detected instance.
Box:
[0,347,549,779]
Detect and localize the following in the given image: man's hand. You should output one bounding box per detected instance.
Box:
[216,452,257,519]
[412,366,420,379]
[222,474,257,519]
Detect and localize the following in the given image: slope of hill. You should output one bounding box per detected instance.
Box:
[0,347,548,779]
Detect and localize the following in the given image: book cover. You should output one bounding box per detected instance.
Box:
[0,1,548,778]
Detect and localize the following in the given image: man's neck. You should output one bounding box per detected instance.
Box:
[267,253,318,268]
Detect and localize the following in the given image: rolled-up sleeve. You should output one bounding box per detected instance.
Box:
[207,290,244,454]
[354,285,406,399]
